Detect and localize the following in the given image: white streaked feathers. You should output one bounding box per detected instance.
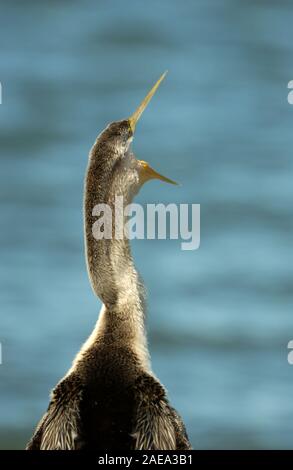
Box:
[40,393,81,450]
[133,399,177,450]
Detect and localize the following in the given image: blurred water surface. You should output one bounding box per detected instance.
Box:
[0,0,293,449]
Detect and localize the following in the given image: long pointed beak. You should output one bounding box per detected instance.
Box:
[138,160,178,186]
[128,71,167,133]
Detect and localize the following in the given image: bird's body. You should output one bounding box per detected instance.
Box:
[27,74,191,450]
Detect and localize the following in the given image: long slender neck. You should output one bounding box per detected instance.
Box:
[81,141,150,370]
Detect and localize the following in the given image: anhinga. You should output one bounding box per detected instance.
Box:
[27,72,191,450]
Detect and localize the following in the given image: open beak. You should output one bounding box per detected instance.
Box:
[128,71,168,133]
[138,160,178,186]
[129,72,178,186]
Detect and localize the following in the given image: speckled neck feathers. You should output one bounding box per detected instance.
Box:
[82,124,150,370]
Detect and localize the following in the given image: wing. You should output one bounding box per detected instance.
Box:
[132,374,191,450]
[169,405,192,450]
[26,376,84,450]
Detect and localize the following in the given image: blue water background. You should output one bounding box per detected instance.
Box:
[0,0,293,449]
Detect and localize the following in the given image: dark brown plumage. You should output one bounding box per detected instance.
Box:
[27,75,191,450]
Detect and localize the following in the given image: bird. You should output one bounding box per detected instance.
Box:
[26,72,191,450]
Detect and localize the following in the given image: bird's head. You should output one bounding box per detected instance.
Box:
[92,72,177,202]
